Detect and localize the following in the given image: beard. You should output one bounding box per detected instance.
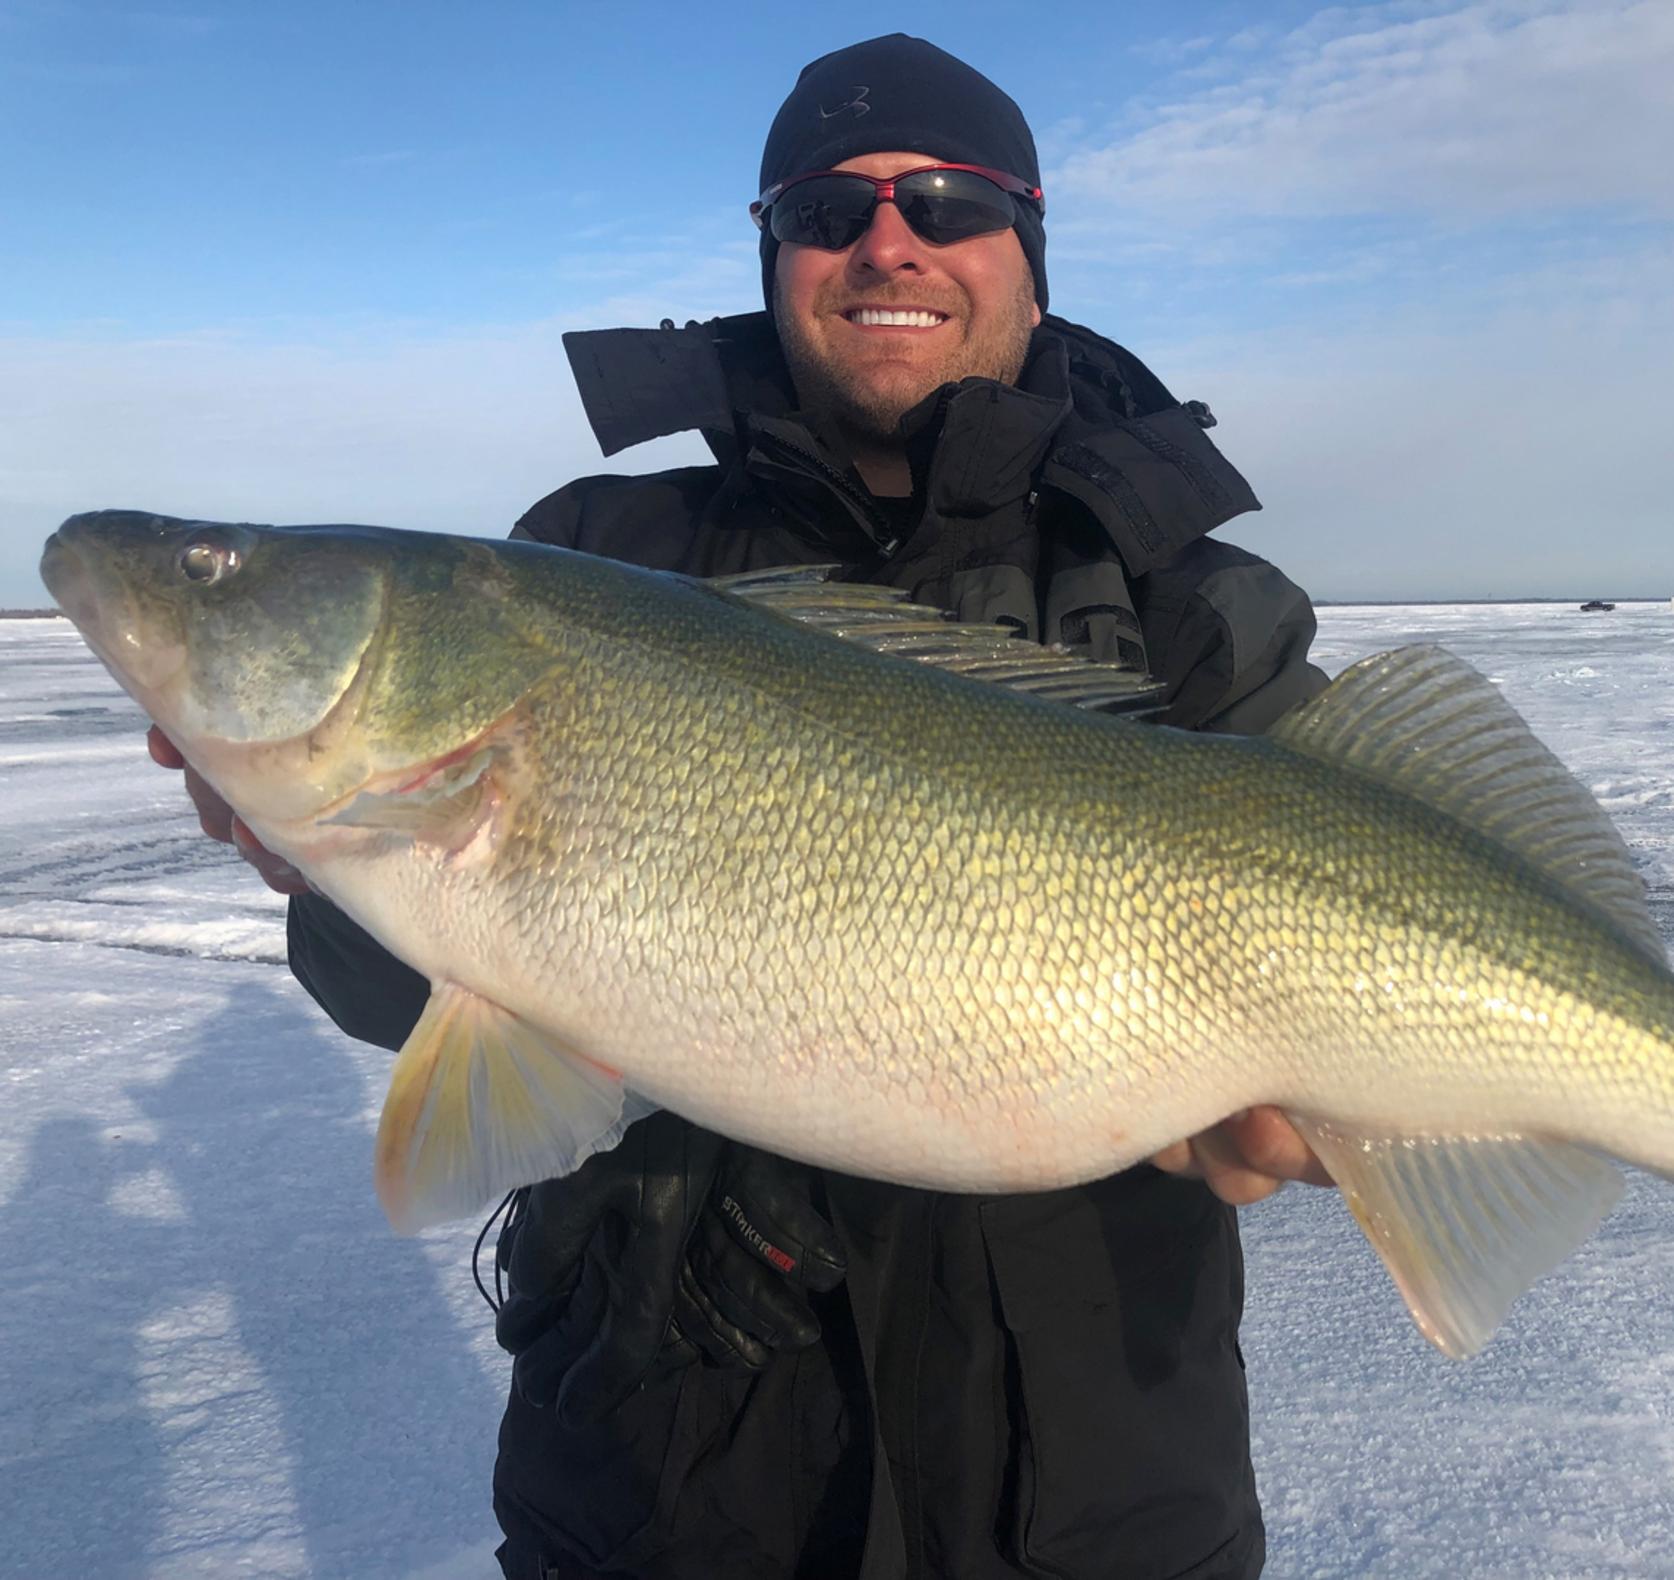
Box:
[775,271,1038,444]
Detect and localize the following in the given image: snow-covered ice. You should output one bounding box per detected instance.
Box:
[3,604,1672,1579]
[1,621,505,1580]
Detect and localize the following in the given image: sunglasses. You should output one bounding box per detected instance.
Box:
[751,162,1044,251]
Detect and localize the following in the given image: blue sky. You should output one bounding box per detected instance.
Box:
[3,0,1670,606]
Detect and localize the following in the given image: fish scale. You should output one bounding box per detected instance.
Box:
[40,510,1674,1356]
[449,607,1655,1183]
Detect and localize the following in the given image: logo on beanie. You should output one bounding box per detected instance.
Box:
[818,85,870,120]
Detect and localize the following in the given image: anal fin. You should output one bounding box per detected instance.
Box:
[375,982,656,1233]
[1288,1115,1623,1358]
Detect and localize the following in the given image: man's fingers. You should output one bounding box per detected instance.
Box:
[148,730,239,847]
[1149,1139,1195,1177]
[228,816,311,894]
[171,752,309,893]
[179,764,233,842]
[146,724,185,769]
[1149,1107,1336,1205]
[1221,1107,1336,1188]
[149,725,305,893]
[1181,1123,1287,1206]
[1198,1156,1289,1207]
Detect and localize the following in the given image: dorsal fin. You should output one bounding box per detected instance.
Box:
[707,565,1165,716]
[1270,645,1663,965]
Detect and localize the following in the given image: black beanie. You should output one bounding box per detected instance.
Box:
[757,34,1047,313]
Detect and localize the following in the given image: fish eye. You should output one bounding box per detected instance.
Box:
[177,537,240,586]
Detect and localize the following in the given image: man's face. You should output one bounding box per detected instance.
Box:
[773,150,1042,443]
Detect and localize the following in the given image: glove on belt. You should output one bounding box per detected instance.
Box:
[494,1111,846,1425]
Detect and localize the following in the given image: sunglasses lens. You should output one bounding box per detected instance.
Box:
[895,169,1017,243]
[766,169,1019,250]
[767,175,875,249]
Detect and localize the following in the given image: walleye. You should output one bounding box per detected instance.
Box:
[41,510,1674,1358]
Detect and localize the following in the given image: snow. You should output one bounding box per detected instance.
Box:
[3,604,1673,1579]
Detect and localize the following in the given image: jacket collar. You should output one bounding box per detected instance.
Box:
[897,334,1073,519]
[561,311,1259,573]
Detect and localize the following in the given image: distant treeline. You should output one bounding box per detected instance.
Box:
[0,609,65,620]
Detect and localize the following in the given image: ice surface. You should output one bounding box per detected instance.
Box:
[1,622,505,1579]
[3,607,1672,1578]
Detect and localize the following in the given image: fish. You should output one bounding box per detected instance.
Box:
[40,509,1674,1358]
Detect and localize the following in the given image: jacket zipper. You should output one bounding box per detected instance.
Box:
[758,433,901,555]
[756,382,957,560]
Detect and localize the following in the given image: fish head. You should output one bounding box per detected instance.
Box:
[42,510,399,821]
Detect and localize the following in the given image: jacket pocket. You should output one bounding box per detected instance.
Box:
[979,1171,1259,1580]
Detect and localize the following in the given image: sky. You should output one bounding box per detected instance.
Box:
[2,0,1671,608]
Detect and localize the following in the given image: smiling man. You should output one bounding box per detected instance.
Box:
[258,31,1335,1580]
[769,149,1043,496]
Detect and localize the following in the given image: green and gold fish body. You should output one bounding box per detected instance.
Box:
[42,511,1674,1355]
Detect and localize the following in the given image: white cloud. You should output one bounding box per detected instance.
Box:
[1126,33,1217,66]
[1054,0,1674,226]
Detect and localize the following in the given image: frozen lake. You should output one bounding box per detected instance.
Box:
[3,602,1673,1579]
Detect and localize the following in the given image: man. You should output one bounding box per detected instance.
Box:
[155,34,1331,1580]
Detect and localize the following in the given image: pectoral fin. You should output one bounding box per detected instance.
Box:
[375,982,656,1233]
[1288,1115,1623,1357]
[322,746,497,847]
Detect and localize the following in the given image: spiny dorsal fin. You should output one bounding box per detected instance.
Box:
[707,565,1165,716]
[1270,645,1663,965]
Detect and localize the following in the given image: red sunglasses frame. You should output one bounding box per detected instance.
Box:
[750,161,1045,231]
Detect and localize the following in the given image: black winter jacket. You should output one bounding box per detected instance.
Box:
[288,310,1327,1580]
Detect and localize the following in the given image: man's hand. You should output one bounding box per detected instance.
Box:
[147,723,310,895]
[1150,1106,1335,1205]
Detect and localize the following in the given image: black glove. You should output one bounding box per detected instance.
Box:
[494,1112,845,1427]
[673,1143,848,1370]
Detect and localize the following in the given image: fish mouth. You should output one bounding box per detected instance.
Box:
[40,527,119,666]
[41,515,188,697]
[40,526,94,625]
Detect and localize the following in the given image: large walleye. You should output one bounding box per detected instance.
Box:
[41,510,1674,1357]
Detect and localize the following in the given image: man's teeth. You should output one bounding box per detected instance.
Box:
[849,308,946,327]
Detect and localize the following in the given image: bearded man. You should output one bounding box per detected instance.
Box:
[161,32,1333,1580]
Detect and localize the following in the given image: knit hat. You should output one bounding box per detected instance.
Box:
[757,35,1047,313]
